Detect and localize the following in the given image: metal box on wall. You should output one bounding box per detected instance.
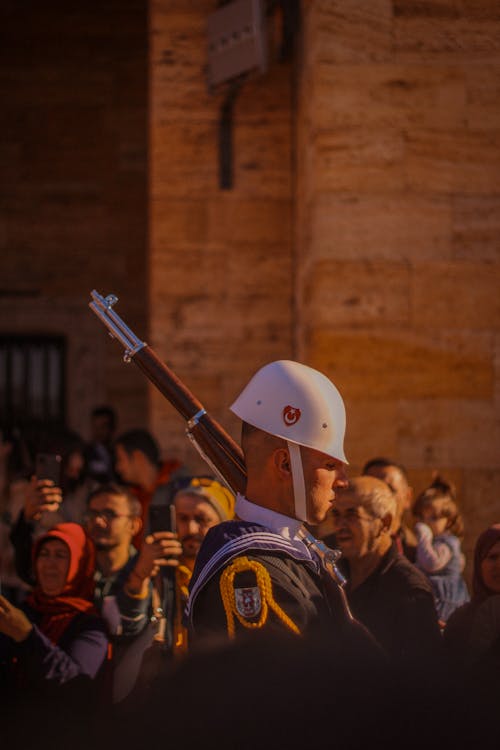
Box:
[207,0,267,88]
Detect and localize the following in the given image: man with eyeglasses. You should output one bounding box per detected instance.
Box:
[83,484,179,616]
[323,475,442,665]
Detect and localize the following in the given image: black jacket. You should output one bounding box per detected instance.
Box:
[338,542,443,664]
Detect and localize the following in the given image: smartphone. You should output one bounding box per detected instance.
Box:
[148,503,177,534]
[35,452,62,485]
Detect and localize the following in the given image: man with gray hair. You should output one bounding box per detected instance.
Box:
[324,475,442,663]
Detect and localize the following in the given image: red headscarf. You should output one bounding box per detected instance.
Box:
[472,524,500,603]
[26,522,97,644]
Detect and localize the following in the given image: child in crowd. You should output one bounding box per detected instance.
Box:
[413,474,469,624]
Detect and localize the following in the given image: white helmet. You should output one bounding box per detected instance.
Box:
[230,360,348,522]
[230,360,348,463]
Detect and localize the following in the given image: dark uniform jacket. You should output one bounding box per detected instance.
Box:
[187,520,372,647]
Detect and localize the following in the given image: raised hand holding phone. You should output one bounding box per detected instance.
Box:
[125,506,181,597]
[35,452,62,485]
[24,478,63,521]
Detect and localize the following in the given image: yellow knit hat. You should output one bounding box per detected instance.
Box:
[176,477,235,521]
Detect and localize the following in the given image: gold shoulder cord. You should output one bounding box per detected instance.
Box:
[219,556,301,638]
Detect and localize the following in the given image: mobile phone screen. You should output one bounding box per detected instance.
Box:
[35,453,62,485]
[149,504,176,534]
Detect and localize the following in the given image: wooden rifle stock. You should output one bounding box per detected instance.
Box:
[89,290,246,495]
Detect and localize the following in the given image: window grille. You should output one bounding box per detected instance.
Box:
[0,335,66,433]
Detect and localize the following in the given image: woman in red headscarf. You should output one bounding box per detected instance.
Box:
[444,524,500,671]
[0,522,108,691]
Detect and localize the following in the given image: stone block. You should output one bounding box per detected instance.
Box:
[305,329,494,400]
[412,261,500,329]
[208,198,292,244]
[452,196,500,262]
[396,399,500,469]
[150,200,210,246]
[151,121,218,198]
[393,17,500,63]
[301,259,410,328]
[151,116,291,200]
[306,127,407,194]
[406,129,500,193]
[151,197,291,247]
[465,65,500,131]
[305,64,466,132]
[306,193,452,262]
[305,0,393,65]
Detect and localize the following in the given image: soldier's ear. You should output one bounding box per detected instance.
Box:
[273,448,291,477]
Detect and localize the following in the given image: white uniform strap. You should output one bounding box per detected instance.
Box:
[287,441,307,522]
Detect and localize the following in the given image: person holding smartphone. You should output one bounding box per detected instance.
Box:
[117,477,235,676]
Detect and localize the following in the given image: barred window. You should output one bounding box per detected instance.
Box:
[0,336,66,431]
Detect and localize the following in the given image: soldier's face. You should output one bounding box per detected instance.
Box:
[300,447,348,525]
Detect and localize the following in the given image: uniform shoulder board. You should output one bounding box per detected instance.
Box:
[219,556,301,638]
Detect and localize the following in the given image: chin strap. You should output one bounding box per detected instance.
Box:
[287,441,307,522]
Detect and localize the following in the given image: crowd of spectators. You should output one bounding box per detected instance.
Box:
[0,417,498,748]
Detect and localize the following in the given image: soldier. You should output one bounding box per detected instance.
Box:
[186,360,376,646]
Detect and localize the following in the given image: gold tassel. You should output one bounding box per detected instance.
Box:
[219,556,301,638]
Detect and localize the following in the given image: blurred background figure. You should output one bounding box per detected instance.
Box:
[413,474,469,625]
[0,429,32,605]
[31,427,98,528]
[362,457,417,562]
[113,428,190,547]
[84,406,118,484]
[445,524,500,672]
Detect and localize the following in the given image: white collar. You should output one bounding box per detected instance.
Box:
[235,493,304,542]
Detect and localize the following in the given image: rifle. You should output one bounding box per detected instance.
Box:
[88,290,246,497]
[88,290,348,596]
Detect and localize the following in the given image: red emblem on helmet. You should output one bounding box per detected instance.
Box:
[283,405,301,426]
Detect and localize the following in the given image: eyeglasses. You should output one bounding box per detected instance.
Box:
[83,509,131,524]
[330,508,377,524]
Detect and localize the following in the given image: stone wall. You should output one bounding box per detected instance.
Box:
[148,1,294,470]
[0,0,149,440]
[296,0,500,575]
